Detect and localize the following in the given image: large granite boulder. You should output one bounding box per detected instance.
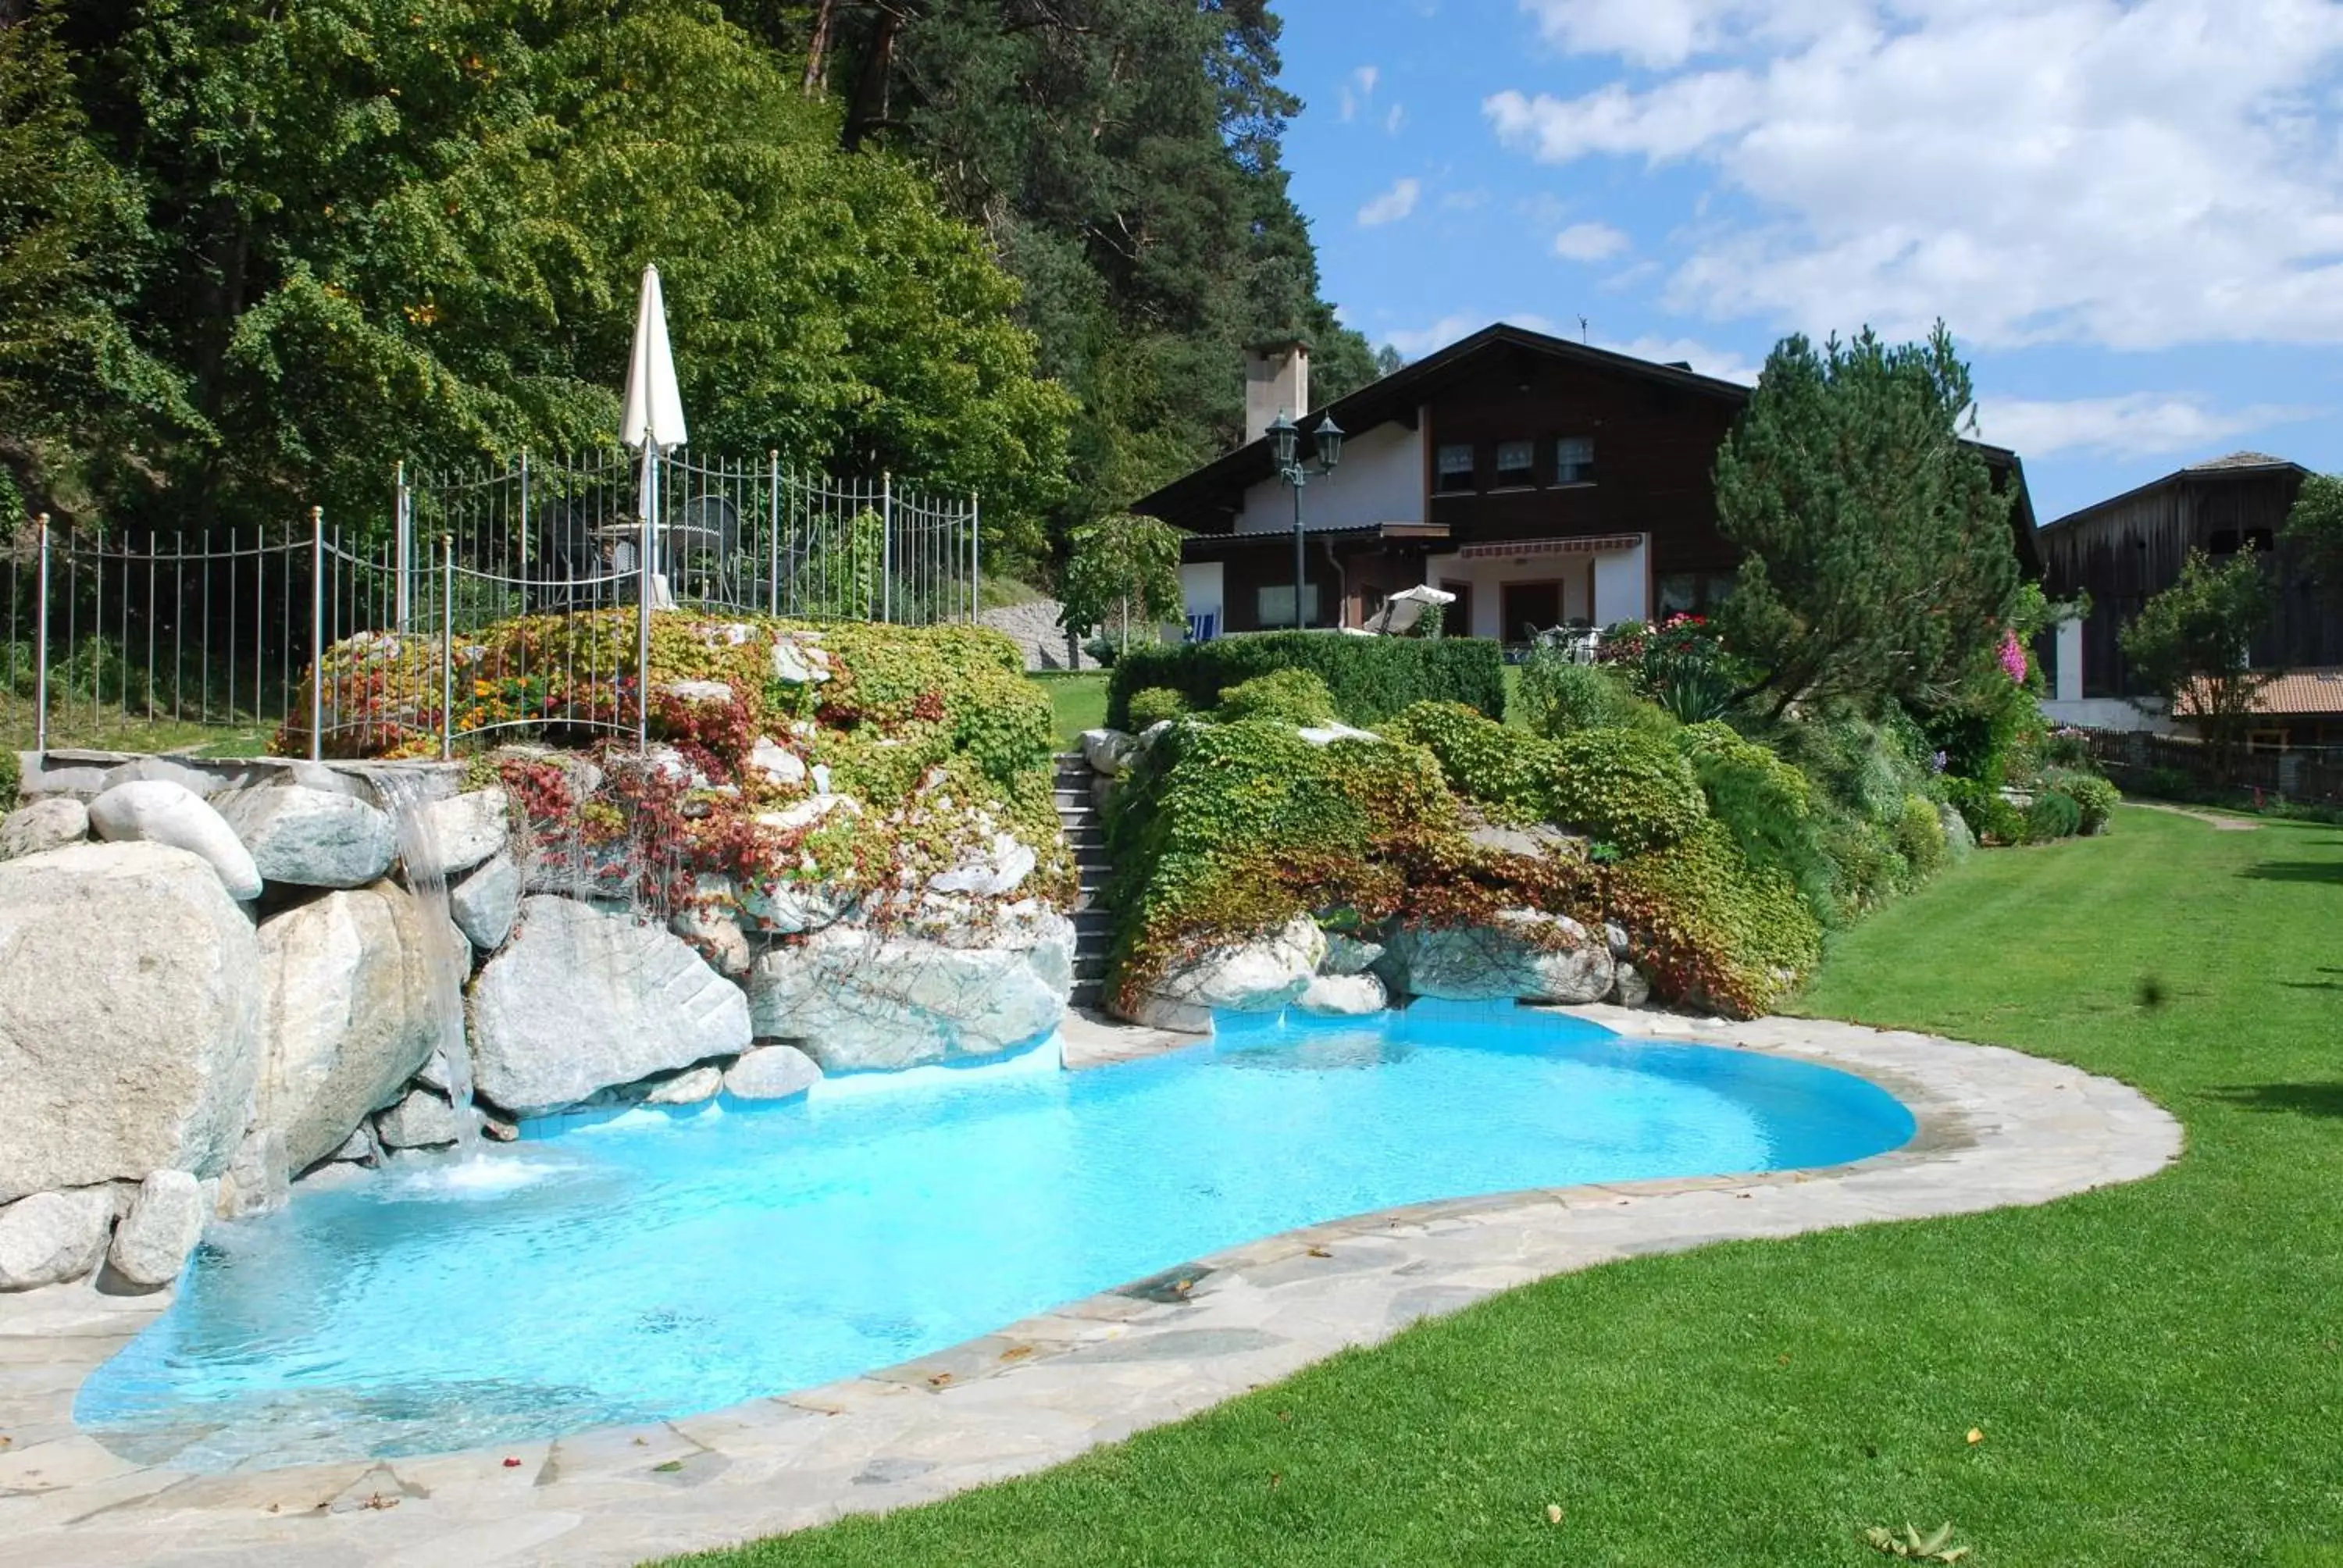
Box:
[449,853,522,952]
[86,779,262,900]
[106,1170,205,1290]
[469,896,751,1117]
[217,783,395,889]
[722,1044,822,1101]
[1387,910,1616,1005]
[0,1188,114,1292]
[0,796,88,861]
[747,903,1073,1071]
[1117,914,1325,1035]
[0,842,263,1203]
[256,882,458,1174]
[415,788,508,879]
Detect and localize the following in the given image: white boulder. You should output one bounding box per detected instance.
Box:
[256,882,458,1174]
[0,1189,114,1292]
[469,896,753,1117]
[415,788,508,878]
[747,904,1073,1071]
[643,1065,724,1107]
[375,1087,465,1150]
[927,832,1036,898]
[449,853,522,952]
[1388,911,1616,1006]
[87,780,262,900]
[750,736,808,787]
[1296,972,1388,1017]
[0,842,263,1203]
[0,796,88,861]
[722,1044,822,1101]
[1118,914,1325,1034]
[1079,728,1139,778]
[105,1170,205,1290]
[216,783,395,889]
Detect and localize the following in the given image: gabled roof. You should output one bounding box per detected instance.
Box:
[1134,320,2040,563]
[2040,452,2310,535]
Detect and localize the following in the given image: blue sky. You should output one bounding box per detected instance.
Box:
[1271,0,2343,523]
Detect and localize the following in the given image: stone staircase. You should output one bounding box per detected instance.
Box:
[1054,751,1114,1010]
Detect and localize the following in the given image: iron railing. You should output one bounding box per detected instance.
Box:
[4,450,982,761]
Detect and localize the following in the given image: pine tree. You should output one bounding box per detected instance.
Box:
[1714,325,2021,718]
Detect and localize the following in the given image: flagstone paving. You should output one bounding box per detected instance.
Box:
[0,1006,2181,1568]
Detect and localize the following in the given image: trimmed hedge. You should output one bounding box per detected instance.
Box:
[1107,632,1504,731]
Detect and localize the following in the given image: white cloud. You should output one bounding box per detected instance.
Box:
[1974,393,2320,459]
[1357,176,1424,228]
[1486,0,2343,351]
[1553,221,1632,262]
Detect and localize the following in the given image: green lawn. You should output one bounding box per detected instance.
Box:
[1031,672,1108,751]
[669,807,2343,1567]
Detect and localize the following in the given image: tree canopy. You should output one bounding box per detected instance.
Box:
[1714,326,2022,718]
[2,1,1380,584]
[2119,544,2278,778]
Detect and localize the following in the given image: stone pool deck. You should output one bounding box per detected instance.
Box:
[0,1007,2181,1568]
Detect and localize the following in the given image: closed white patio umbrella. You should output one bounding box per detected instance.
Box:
[620,263,688,611]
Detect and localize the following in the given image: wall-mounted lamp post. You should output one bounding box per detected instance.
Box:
[1268,410,1344,630]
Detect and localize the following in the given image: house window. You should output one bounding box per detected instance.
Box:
[1495,440,1536,489]
[1555,437,1596,485]
[1257,582,1321,625]
[1435,443,1476,494]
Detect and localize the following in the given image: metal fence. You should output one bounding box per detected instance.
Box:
[3,450,981,760]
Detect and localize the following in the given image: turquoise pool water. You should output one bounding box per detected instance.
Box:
[77,1000,1912,1470]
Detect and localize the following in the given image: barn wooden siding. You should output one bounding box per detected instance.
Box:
[2038,462,2342,698]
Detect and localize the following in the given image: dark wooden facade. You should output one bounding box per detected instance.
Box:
[1139,323,2038,640]
[2038,456,2335,699]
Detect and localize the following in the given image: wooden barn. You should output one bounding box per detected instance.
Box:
[2038,453,2343,744]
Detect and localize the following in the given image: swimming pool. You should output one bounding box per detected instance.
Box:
[76,1000,1913,1470]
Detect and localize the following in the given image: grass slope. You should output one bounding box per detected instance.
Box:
[664,807,2343,1567]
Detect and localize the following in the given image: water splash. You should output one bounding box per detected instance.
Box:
[375,771,482,1155]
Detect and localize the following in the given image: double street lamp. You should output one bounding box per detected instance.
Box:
[1265,409,1345,631]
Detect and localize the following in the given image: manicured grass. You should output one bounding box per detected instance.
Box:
[665,808,2343,1567]
[1031,672,1107,751]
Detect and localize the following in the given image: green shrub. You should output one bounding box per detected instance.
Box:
[1125,686,1189,729]
[1545,728,1706,852]
[1678,720,1837,918]
[1607,820,1822,1015]
[1382,700,1555,818]
[1944,776,2022,845]
[1216,668,1338,727]
[1517,654,1638,736]
[1895,793,1949,879]
[2027,788,2084,841]
[1107,632,1505,730]
[2045,769,2119,835]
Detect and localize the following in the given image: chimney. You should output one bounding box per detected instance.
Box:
[1244,340,1311,446]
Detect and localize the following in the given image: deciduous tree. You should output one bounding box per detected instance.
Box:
[2119,545,2278,781]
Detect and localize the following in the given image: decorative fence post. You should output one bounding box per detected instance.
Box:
[393,461,412,634]
[308,506,325,763]
[32,513,50,754]
[440,534,455,762]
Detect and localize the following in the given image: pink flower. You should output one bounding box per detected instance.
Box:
[1999,629,2028,683]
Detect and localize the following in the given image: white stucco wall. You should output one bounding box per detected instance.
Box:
[1234,419,1425,535]
[1179,561,1225,628]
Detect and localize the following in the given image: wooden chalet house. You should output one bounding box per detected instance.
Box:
[1134,323,2038,643]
